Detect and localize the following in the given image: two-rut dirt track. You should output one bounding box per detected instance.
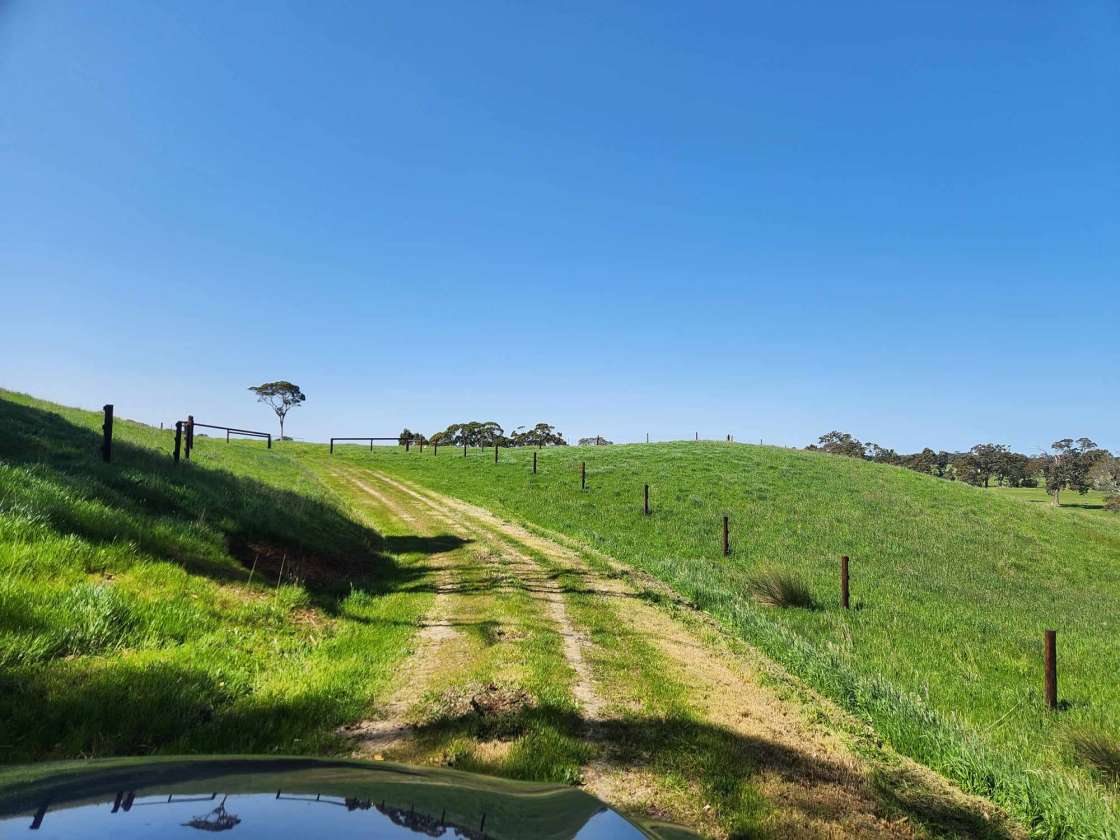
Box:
[322,464,1017,840]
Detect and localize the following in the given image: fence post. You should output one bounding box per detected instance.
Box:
[330,439,334,455]
[420,439,424,453]
[646,432,649,443]
[722,515,729,556]
[267,434,272,449]
[494,442,499,463]
[464,443,467,457]
[841,556,850,609]
[644,484,650,515]
[434,442,438,455]
[101,404,114,463]
[533,451,537,474]
[581,461,586,490]
[1044,630,1058,709]
[186,415,194,460]
[696,432,699,441]
[405,439,411,452]
[174,421,182,463]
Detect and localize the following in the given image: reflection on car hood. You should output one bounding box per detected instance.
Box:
[0,756,698,839]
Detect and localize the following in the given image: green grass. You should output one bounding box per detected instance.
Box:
[987,485,1114,516]
[0,390,437,762]
[329,441,1120,838]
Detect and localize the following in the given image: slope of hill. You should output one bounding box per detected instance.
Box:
[0,389,436,761]
[2,391,1033,838]
[326,440,1120,837]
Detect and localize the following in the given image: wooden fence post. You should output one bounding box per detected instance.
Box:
[463,443,467,457]
[581,462,586,490]
[533,451,537,474]
[722,515,729,556]
[434,442,438,455]
[644,484,650,515]
[495,443,499,463]
[186,415,194,460]
[1044,630,1058,709]
[267,433,272,449]
[101,404,114,463]
[841,555,850,609]
[330,439,334,454]
[174,421,182,463]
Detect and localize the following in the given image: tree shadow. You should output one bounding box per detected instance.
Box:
[405,703,1019,840]
[1024,499,1104,510]
[0,648,1018,840]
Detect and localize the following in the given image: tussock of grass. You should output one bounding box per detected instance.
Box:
[1068,730,1120,784]
[747,570,814,609]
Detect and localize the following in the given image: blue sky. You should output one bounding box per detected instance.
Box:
[1,1,1116,452]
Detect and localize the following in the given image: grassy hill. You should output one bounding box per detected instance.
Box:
[5,389,1119,836]
[324,440,1120,837]
[0,389,436,762]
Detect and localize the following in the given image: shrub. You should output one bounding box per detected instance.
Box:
[747,570,814,609]
[1105,495,1120,513]
[1068,729,1120,784]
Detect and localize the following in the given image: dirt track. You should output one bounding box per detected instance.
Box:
[326,465,1016,840]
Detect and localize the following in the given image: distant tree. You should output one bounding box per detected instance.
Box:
[866,443,900,465]
[398,428,426,445]
[994,451,1031,487]
[430,421,504,447]
[578,436,613,446]
[902,448,940,475]
[967,443,1010,488]
[1089,454,1120,493]
[950,452,983,486]
[811,431,866,459]
[510,423,567,447]
[1042,438,1102,506]
[248,381,306,440]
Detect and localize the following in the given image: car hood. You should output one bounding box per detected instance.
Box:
[0,756,698,839]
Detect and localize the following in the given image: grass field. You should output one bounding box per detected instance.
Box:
[325,441,1120,837]
[5,389,1120,837]
[987,485,1112,515]
[0,389,439,762]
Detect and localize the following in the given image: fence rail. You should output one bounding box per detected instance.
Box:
[330,436,401,454]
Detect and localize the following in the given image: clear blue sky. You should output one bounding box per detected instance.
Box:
[2,1,1116,452]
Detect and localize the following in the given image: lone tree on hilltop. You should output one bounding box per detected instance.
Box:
[248,381,306,440]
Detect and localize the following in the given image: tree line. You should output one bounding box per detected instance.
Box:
[399,421,568,448]
[808,431,1120,509]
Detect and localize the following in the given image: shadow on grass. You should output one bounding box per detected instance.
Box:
[0,398,469,609]
[0,651,1016,840]
[403,702,1017,840]
[1024,499,1104,511]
